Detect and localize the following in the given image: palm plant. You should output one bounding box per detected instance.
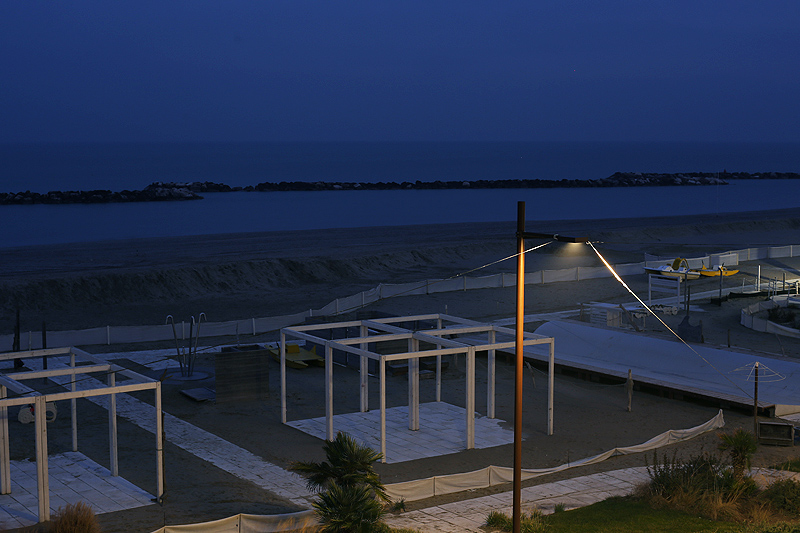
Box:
[313,483,386,533]
[718,428,758,480]
[291,431,389,502]
[291,432,389,532]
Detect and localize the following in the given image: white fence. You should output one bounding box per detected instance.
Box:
[741,295,800,339]
[645,245,800,268]
[4,244,798,350]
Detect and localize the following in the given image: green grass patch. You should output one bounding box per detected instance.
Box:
[539,497,744,532]
[773,458,800,473]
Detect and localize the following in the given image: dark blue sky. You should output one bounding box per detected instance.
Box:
[2,1,798,143]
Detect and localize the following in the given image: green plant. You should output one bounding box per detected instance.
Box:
[49,502,101,533]
[642,450,758,521]
[772,457,800,473]
[485,509,546,532]
[553,502,566,513]
[759,478,800,516]
[313,483,386,533]
[390,498,406,513]
[291,431,389,502]
[486,510,512,529]
[646,451,747,498]
[718,429,758,480]
[291,432,389,532]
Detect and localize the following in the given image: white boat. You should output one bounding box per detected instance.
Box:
[643,258,701,280]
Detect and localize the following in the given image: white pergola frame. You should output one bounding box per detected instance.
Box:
[280,314,555,462]
[0,347,163,523]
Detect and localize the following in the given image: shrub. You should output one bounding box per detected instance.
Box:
[760,478,800,516]
[313,483,386,533]
[486,510,512,529]
[291,432,388,532]
[646,451,751,499]
[49,502,101,533]
[718,429,758,480]
[642,450,758,521]
[485,509,545,533]
[291,432,388,502]
[773,457,800,473]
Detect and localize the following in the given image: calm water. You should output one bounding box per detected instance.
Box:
[3,141,800,192]
[1,142,799,248]
[2,180,799,248]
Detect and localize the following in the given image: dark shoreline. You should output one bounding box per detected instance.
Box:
[4,172,799,206]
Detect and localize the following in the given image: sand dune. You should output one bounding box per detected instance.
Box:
[1,207,799,333]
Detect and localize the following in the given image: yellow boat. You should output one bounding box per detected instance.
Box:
[643,258,701,280]
[697,265,739,277]
[267,343,325,369]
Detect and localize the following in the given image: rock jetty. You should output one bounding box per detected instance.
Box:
[0,182,204,205]
[2,172,797,205]
[254,172,730,191]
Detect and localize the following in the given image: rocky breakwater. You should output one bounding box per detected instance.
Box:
[4,173,796,205]
[253,172,732,191]
[0,182,210,205]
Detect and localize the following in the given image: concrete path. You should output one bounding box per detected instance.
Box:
[384,467,650,532]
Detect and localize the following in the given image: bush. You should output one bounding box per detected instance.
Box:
[313,483,386,533]
[291,432,388,532]
[718,429,758,480]
[646,451,753,500]
[485,509,546,533]
[49,502,101,533]
[773,457,800,473]
[642,451,758,521]
[760,478,800,516]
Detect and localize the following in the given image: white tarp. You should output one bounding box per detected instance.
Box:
[149,511,317,533]
[385,410,724,502]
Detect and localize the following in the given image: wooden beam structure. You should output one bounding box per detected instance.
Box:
[280,314,554,463]
[0,347,163,523]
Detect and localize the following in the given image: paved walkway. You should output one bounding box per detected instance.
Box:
[385,467,650,532]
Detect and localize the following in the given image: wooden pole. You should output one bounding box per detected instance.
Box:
[627,369,633,412]
[513,201,525,533]
[548,341,554,435]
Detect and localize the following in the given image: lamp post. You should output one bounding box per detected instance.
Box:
[513,201,587,533]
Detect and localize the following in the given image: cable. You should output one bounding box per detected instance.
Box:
[587,241,753,400]
[328,240,554,317]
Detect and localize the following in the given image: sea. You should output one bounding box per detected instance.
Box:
[1,141,800,249]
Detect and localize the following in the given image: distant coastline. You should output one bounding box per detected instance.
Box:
[1,171,798,205]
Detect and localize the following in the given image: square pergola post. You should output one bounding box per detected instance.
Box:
[0,347,163,523]
[360,324,369,413]
[408,337,419,431]
[279,314,554,463]
[0,386,9,494]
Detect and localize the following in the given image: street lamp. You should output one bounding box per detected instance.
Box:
[513,201,587,533]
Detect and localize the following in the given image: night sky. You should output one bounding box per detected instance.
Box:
[2,1,798,143]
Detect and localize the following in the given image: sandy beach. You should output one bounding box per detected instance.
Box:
[2,207,800,532]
